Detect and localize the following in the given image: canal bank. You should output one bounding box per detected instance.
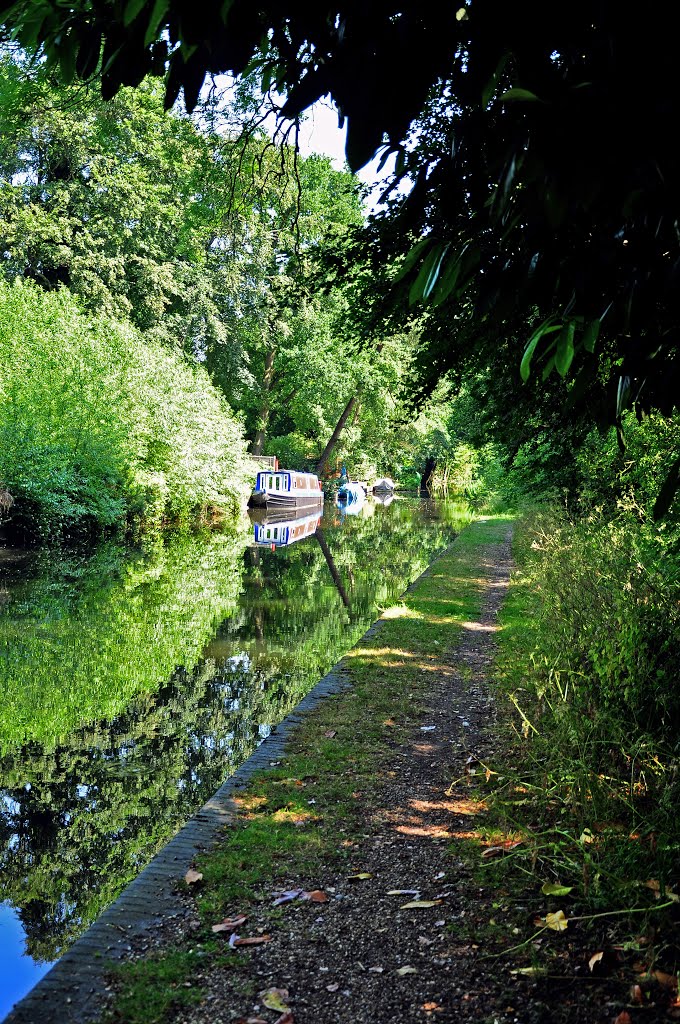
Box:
[5,515,515,1023]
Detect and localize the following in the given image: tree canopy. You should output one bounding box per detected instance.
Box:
[3,3,679,444]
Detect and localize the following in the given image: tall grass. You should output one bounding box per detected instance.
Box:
[493,500,680,906]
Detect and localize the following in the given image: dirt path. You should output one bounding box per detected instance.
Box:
[175,526,516,1024]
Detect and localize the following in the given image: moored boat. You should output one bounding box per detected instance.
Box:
[249,469,324,509]
[372,476,395,494]
[336,481,366,510]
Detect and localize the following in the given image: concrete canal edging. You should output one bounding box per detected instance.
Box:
[5,542,453,1024]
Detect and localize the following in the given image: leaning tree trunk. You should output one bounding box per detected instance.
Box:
[251,346,276,456]
[315,392,361,477]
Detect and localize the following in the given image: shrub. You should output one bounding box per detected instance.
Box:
[0,279,252,539]
[509,501,680,742]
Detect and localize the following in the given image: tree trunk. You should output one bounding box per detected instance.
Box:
[251,345,276,456]
[315,392,361,477]
[421,456,437,494]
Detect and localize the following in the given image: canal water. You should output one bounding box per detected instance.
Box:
[0,497,468,1018]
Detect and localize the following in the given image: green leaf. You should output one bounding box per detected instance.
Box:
[499,87,541,102]
[408,242,450,304]
[482,53,509,108]
[393,238,431,282]
[582,319,599,353]
[541,354,556,381]
[653,456,680,521]
[124,0,148,28]
[144,0,169,47]
[520,320,560,382]
[431,244,468,306]
[58,35,77,85]
[541,882,573,897]
[555,322,575,377]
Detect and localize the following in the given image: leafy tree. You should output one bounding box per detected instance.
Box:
[0,279,252,537]
[203,147,363,456]
[7,3,679,468]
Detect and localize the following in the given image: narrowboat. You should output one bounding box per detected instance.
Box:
[250,508,322,548]
[249,469,324,510]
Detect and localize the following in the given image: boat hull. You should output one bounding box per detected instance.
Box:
[248,492,324,510]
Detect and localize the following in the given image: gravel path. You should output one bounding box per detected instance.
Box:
[177,528,516,1024]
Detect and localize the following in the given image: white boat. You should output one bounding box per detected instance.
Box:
[372,476,395,494]
[336,481,366,509]
[250,508,322,548]
[249,469,324,510]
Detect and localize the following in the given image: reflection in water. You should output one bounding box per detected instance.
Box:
[250,508,322,548]
[0,498,470,1013]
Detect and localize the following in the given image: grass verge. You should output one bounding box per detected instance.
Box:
[460,510,680,1017]
[107,516,512,1023]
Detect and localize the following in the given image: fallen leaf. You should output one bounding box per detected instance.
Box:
[211,914,247,934]
[272,778,305,787]
[643,879,680,902]
[482,840,523,859]
[422,1002,442,1013]
[510,967,549,978]
[259,988,290,1013]
[234,935,271,946]
[272,889,303,906]
[418,936,435,946]
[306,890,329,903]
[480,847,505,859]
[541,882,573,897]
[420,725,436,732]
[274,1015,294,1024]
[630,984,644,1004]
[326,983,339,992]
[383,718,396,727]
[544,910,568,932]
[348,872,373,880]
[387,889,420,896]
[324,730,337,739]
[400,900,441,909]
[396,966,417,975]
[184,869,203,885]
[368,966,384,973]
[588,951,604,972]
[651,970,678,991]
[614,1014,632,1024]
[434,872,446,880]
[579,828,594,844]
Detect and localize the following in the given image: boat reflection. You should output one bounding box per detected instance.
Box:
[372,491,396,508]
[249,507,323,548]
